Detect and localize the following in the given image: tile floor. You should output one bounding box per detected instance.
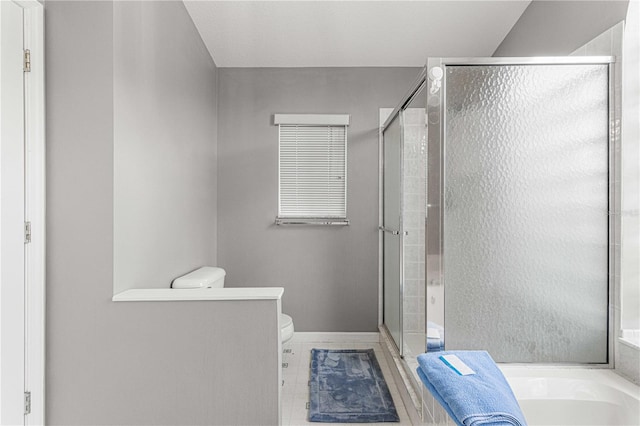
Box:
[281,340,413,426]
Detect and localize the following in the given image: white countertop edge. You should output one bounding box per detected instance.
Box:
[112,287,284,302]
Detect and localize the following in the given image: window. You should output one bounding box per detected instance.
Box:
[275,114,349,225]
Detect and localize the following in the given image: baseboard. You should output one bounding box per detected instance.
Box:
[290,332,380,343]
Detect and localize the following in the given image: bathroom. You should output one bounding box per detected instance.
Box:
[0,0,638,425]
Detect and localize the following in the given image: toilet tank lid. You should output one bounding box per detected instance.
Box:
[171,267,226,289]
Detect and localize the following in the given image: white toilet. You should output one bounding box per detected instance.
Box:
[172,266,295,344]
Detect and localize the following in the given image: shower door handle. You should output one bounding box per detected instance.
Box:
[378,226,405,236]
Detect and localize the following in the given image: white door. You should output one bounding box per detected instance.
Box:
[0,1,27,424]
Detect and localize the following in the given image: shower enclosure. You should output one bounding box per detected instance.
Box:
[380,56,616,396]
[381,74,427,365]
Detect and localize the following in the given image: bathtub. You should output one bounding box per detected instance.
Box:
[500,366,640,426]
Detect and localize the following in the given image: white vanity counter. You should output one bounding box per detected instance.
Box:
[112,287,284,301]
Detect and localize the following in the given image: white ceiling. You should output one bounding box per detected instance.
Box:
[183,1,532,68]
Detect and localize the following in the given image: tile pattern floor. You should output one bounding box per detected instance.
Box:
[281,341,413,426]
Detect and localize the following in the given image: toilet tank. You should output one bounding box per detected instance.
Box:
[171,267,226,289]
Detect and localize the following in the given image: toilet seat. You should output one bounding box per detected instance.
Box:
[281,313,294,343]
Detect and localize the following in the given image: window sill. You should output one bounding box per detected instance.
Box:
[275,217,349,226]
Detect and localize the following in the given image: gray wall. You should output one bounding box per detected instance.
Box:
[493,0,629,56]
[217,67,420,332]
[113,1,218,294]
[46,2,279,424]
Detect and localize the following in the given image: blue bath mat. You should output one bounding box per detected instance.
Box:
[309,349,400,423]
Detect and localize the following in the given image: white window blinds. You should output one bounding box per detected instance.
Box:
[278,121,348,222]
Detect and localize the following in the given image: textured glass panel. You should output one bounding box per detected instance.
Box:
[443,64,609,363]
[383,115,402,349]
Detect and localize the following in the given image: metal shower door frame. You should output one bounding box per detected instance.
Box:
[425,56,618,367]
[379,71,427,357]
[380,111,405,356]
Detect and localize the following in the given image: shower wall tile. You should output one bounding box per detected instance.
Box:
[405,297,423,315]
[404,177,423,194]
[404,261,425,280]
[404,159,422,179]
[615,340,640,385]
[422,383,452,424]
[572,21,639,342]
[619,5,640,334]
[404,314,423,334]
[403,141,422,157]
[405,195,425,214]
[404,279,425,298]
[403,107,426,336]
[403,212,422,229]
[404,262,421,280]
[404,281,419,298]
[621,214,639,328]
[404,248,423,263]
[405,230,424,246]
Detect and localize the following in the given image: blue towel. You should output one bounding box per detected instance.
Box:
[427,338,444,352]
[417,351,527,426]
[426,321,445,352]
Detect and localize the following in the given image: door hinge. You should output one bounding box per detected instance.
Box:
[24,391,31,415]
[24,49,31,73]
[24,221,31,244]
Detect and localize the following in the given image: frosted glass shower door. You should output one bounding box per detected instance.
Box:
[428,59,612,363]
[382,114,403,351]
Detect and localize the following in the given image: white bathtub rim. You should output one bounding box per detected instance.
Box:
[619,336,640,350]
[499,365,640,402]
